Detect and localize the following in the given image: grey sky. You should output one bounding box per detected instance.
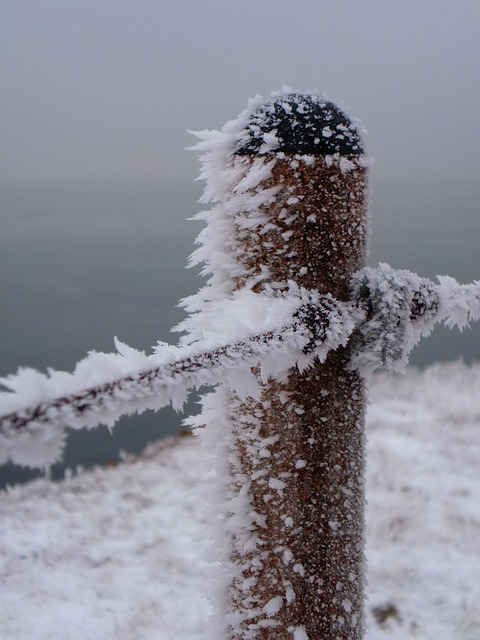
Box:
[2,0,479,190]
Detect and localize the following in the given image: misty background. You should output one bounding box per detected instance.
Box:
[1,1,479,485]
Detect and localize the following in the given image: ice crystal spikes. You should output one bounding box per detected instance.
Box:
[183,88,370,640]
[235,90,365,156]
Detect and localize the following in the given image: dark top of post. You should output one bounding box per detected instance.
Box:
[235,92,364,156]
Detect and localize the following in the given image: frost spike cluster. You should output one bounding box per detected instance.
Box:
[0,267,478,469]
[0,289,352,468]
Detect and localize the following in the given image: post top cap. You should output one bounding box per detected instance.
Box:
[235,91,364,156]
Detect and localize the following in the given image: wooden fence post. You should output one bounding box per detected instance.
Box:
[221,92,370,639]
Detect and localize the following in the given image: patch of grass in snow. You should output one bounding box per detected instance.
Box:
[371,602,401,628]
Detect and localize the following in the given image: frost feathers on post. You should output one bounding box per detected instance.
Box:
[180,88,370,640]
[179,88,371,325]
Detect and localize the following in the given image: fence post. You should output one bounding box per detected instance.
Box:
[188,91,370,639]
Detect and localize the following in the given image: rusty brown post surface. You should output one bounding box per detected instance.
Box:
[224,93,370,639]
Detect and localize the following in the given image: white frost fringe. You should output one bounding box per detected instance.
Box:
[350,263,480,375]
[0,286,353,469]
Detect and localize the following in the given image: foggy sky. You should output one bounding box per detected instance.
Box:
[2,0,480,190]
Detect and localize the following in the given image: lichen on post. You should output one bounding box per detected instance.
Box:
[181,89,370,640]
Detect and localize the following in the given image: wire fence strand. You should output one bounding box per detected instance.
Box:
[1,268,479,455]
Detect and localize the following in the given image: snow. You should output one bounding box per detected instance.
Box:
[292,628,309,640]
[0,361,479,639]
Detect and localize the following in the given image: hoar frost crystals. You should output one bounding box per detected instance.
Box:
[181,88,371,639]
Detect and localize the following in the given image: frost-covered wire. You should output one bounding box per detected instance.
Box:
[0,290,353,468]
[0,265,479,469]
[350,264,480,374]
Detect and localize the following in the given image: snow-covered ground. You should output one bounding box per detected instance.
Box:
[0,361,479,640]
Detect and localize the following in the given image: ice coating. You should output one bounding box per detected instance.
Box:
[182,88,370,639]
[235,91,365,156]
[179,89,371,338]
[0,291,356,469]
[0,265,476,471]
